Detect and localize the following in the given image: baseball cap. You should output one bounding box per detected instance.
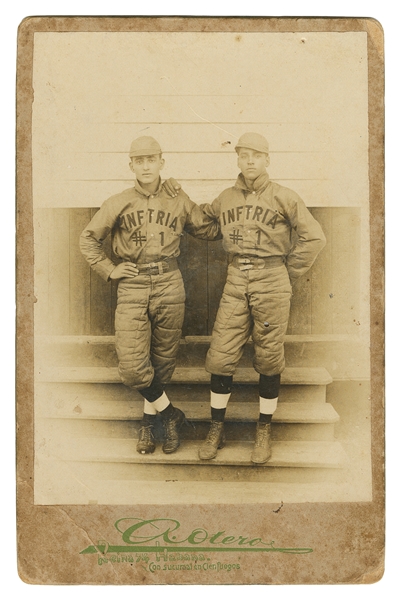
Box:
[129,136,162,157]
[235,132,269,154]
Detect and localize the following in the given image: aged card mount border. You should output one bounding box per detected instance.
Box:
[16,16,384,584]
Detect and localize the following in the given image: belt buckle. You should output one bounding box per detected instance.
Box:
[256,258,265,270]
[238,256,253,271]
[146,262,158,275]
[237,256,265,271]
[149,261,167,275]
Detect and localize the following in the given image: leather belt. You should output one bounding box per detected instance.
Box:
[136,257,179,275]
[229,255,284,271]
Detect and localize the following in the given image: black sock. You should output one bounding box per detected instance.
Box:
[142,413,156,426]
[211,374,233,394]
[160,403,175,420]
[259,413,273,424]
[211,407,226,423]
[259,374,280,399]
[139,376,164,402]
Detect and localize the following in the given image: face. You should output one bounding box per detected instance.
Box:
[237,148,270,181]
[129,154,164,185]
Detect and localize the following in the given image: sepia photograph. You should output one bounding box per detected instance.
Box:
[32,25,372,506]
[16,15,384,585]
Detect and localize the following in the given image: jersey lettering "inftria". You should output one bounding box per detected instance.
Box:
[119,209,178,231]
[221,205,280,229]
[80,182,221,281]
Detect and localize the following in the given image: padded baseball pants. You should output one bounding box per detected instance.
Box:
[115,270,185,390]
[205,263,292,377]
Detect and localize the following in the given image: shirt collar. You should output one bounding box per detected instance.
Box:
[234,172,270,193]
[134,177,163,197]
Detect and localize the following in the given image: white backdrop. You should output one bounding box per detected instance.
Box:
[32,32,368,209]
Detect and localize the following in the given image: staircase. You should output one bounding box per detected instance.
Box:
[34,335,348,504]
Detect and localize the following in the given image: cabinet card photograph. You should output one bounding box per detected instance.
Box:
[16,16,384,585]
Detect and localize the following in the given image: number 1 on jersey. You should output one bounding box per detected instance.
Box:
[159,231,165,246]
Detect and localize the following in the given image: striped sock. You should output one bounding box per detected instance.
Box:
[144,399,157,416]
[259,397,278,423]
[211,391,231,422]
[151,392,171,413]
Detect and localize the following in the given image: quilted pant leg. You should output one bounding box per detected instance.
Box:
[114,275,154,390]
[148,270,186,385]
[115,271,186,390]
[249,265,292,376]
[205,266,252,376]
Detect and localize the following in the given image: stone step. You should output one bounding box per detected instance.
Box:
[38,394,339,424]
[37,397,339,442]
[36,379,327,405]
[49,437,347,469]
[35,456,352,500]
[35,334,369,381]
[36,366,332,386]
[38,414,336,442]
[167,384,326,404]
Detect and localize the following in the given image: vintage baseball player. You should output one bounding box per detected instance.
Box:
[166,132,326,463]
[80,136,220,455]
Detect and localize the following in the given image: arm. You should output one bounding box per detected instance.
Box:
[183,195,222,241]
[163,178,221,241]
[284,195,326,285]
[79,201,138,281]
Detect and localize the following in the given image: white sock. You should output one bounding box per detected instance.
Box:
[144,399,157,416]
[259,397,278,416]
[151,392,170,413]
[211,391,231,409]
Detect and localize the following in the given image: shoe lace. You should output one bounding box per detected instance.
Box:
[164,418,178,440]
[206,422,223,444]
[139,425,154,442]
[254,424,270,447]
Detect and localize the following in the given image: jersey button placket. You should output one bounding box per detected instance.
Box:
[146,194,158,262]
[244,194,253,248]
[140,198,149,262]
[141,220,147,262]
[248,191,260,252]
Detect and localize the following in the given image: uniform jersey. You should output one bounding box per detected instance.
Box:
[201,172,326,284]
[203,170,326,377]
[80,178,221,280]
[80,177,220,391]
